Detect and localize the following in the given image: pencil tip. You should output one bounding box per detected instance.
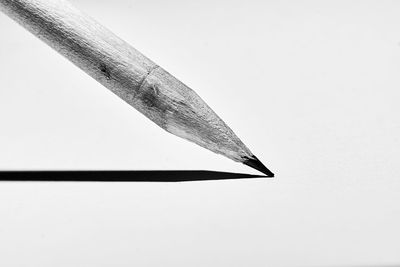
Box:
[243,155,274,177]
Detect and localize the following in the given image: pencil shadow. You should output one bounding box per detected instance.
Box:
[0,170,268,182]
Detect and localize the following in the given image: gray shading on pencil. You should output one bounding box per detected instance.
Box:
[0,0,274,177]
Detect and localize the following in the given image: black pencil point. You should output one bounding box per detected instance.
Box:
[243,155,274,177]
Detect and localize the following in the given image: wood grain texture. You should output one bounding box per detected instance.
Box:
[0,0,267,170]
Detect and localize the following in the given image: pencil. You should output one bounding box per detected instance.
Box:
[0,0,274,176]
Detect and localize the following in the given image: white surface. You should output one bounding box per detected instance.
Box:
[0,0,400,266]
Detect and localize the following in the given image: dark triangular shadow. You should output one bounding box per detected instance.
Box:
[0,170,269,182]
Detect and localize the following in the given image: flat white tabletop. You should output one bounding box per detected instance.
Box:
[0,1,399,266]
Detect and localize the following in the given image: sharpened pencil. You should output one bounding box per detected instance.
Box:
[0,0,273,176]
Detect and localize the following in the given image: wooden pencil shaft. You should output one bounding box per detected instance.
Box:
[0,0,273,175]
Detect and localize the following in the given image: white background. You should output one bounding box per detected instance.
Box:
[1,0,400,266]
